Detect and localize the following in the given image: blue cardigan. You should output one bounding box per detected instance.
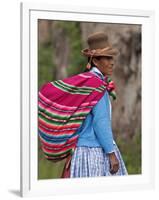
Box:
[76,67,115,153]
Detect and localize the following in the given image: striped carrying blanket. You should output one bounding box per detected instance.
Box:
[38,71,115,162]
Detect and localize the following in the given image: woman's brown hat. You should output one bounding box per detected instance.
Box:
[81,32,119,58]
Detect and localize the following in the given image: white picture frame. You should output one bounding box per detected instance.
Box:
[20,2,155,197]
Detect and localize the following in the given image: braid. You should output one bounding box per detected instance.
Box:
[83,57,99,72]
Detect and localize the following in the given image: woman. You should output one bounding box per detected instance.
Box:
[38,32,127,178]
[70,32,128,177]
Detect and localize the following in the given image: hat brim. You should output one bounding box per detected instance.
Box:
[81,47,119,57]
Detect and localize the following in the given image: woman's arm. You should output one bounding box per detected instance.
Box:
[92,91,115,153]
[92,91,119,174]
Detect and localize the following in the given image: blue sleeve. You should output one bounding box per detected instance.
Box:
[92,91,115,154]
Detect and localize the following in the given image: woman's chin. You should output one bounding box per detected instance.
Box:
[108,71,113,76]
[105,70,113,76]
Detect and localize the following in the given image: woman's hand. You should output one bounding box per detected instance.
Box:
[108,152,119,174]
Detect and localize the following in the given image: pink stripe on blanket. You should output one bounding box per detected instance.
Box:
[39,101,91,117]
[39,111,86,123]
[39,126,75,136]
[39,96,97,111]
[39,135,78,148]
[38,118,80,131]
[39,91,77,110]
[42,142,76,153]
[63,72,103,88]
[40,90,95,107]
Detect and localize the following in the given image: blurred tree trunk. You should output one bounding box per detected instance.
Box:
[38,19,52,45]
[38,20,70,80]
[51,22,69,80]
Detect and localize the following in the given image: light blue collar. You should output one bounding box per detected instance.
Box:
[90,67,105,80]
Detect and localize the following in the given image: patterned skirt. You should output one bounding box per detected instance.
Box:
[70,143,128,178]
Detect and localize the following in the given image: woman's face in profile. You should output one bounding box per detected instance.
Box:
[92,56,115,76]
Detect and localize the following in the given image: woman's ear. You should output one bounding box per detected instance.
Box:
[92,57,98,67]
